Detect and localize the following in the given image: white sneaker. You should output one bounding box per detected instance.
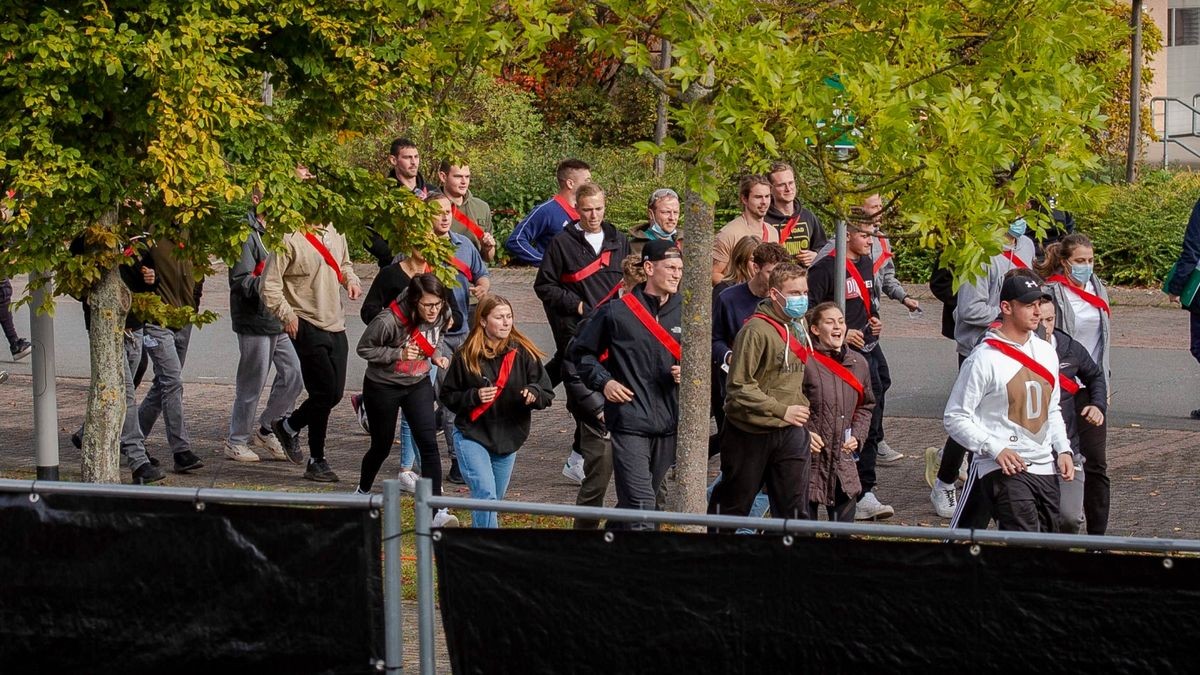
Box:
[432,508,459,528]
[252,428,288,461]
[223,441,260,463]
[397,470,418,493]
[930,482,957,519]
[855,491,894,520]
[876,441,904,463]
[561,461,585,485]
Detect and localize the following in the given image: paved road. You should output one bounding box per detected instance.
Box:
[6,267,1199,431]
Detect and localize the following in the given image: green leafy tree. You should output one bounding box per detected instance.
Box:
[0,1,561,482]
[578,0,1126,514]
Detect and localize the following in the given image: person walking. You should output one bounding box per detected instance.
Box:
[764,162,826,267]
[1039,233,1112,535]
[944,275,1075,532]
[355,274,459,528]
[708,262,819,526]
[712,175,779,285]
[1165,196,1200,416]
[223,194,304,463]
[263,171,364,482]
[440,294,554,528]
[505,159,591,265]
[438,160,496,262]
[571,240,683,528]
[803,302,876,521]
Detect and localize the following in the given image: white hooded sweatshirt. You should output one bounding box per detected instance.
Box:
[943,329,1072,478]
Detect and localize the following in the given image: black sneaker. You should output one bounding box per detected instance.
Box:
[272,419,304,465]
[172,450,205,473]
[148,454,160,467]
[10,338,31,361]
[304,458,339,483]
[446,459,465,485]
[132,462,166,485]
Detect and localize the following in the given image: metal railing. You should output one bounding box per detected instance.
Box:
[1149,96,1200,167]
[409,478,1200,675]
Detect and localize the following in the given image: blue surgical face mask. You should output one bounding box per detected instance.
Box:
[648,220,673,240]
[1069,263,1093,284]
[783,294,809,319]
[1008,218,1028,237]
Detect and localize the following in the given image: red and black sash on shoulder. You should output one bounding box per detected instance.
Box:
[469,349,519,421]
[983,338,1056,388]
[752,313,864,402]
[1002,249,1029,270]
[451,203,485,241]
[621,294,681,360]
[872,236,893,276]
[553,194,579,221]
[846,260,872,317]
[562,250,611,284]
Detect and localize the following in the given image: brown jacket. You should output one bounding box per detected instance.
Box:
[802,344,875,506]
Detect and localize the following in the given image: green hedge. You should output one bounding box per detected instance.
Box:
[1074,170,1200,287]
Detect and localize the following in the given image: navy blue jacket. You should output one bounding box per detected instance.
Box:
[1167,197,1200,314]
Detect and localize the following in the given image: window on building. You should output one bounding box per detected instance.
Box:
[1169,8,1200,47]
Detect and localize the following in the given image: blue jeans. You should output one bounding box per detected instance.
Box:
[707,472,771,534]
[453,429,516,529]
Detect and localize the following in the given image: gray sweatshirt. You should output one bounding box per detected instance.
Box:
[356,292,453,388]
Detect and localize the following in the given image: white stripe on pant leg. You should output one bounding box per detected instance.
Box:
[948,454,976,530]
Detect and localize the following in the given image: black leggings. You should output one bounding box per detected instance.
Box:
[358,377,441,493]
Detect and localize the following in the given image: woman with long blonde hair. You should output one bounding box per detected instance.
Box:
[440,295,554,528]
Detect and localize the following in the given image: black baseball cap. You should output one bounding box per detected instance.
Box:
[642,239,682,263]
[1000,276,1052,304]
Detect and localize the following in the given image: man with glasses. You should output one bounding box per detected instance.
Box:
[764,162,826,267]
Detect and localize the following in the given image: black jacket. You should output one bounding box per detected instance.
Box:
[808,252,880,348]
[229,212,282,335]
[366,171,429,267]
[534,222,630,352]
[440,345,554,455]
[570,283,682,436]
[764,199,827,254]
[359,263,464,331]
[1052,327,1107,453]
[69,235,156,331]
[563,312,607,433]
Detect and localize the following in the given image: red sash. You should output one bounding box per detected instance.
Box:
[561,250,611,284]
[553,194,579,221]
[469,349,519,422]
[780,214,802,242]
[753,313,864,402]
[389,301,437,358]
[304,233,345,284]
[621,293,681,360]
[1046,275,1111,316]
[594,281,622,308]
[449,256,475,283]
[1058,373,1080,395]
[253,260,266,277]
[451,203,485,241]
[846,260,872,317]
[872,236,893,276]
[1002,249,1029,269]
[983,338,1056,388]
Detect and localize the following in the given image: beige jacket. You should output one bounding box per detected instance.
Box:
[263,226,360,333]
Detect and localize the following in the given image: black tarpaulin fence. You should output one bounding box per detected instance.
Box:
[0,480,384,674]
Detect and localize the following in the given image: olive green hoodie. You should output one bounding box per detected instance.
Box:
[723,298,810,432]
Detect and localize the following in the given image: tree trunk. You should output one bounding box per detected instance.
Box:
[673,111,718,520]
[1125,0,1143,183]
[653,40,671,177]
[81,244,129,484]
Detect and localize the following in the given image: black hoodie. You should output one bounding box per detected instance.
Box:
[440,345,554,455]
[229,211,282,335]
[570,283,682,436]
[765,199,827,255]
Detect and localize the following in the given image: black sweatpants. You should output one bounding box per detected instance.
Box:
[858,345,889,494]
[610,431,676,531]
[709,423,812,530]
[0,278,18,349]
[983,470,1060,532]
[1078,415,1109,535]
[288,320,348,461]
[358,377,440,494]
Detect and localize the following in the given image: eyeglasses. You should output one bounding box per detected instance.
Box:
[418,301,444,311]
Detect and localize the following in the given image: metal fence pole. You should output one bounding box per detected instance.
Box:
[415,478,436,675]
[834,219,847,313]
[382,479,403,673]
